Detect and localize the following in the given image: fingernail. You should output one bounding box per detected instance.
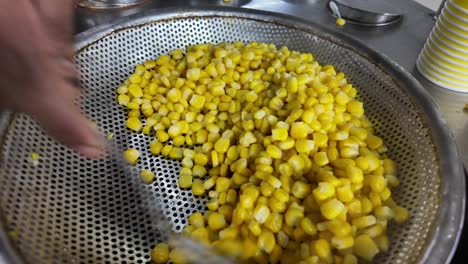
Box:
[74,145,105,159]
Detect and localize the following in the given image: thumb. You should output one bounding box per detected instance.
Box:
[28,87,105,159]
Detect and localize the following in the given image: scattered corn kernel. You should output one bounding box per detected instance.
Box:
[123,148,140,164]
[139,169,155,183]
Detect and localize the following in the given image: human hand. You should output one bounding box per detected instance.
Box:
[0,0,104,158]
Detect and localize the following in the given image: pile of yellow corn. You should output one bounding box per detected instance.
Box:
[117,41,408,264]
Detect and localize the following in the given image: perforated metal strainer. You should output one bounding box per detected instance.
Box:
[0,7,464,264]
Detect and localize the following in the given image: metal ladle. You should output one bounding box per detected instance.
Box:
[328,0,404,26]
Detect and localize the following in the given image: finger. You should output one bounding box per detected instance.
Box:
[26,82,105,159]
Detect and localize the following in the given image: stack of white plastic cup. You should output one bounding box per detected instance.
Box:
[416,0,468,92]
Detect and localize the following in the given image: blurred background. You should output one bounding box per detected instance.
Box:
[417,0,442,10]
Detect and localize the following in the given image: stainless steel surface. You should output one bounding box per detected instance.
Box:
[0,6,465,264]
[77,0,150,9]
[329,0,403,26]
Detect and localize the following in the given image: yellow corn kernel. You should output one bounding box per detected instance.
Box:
[186,67,201,81]
[192,179,205,196]
[155,130,169,143]
[374,206,394,221]
[292,181,311,199]
[180,167,192,177]
[208,212,226,231]
[151,243,170,263]
[290,122,309,139]
[193,152,208,166]
[363,223,384,238]
[210,150,219,167]
[218,226,239,241]
[342,254,358,264]
[394,206,409,223]
[31,152,39,162]
[266,145,283,159]
[353,235,379,261]
[192,165,207,178]
[253,204,271,224]
[320,199,345,220]
[169,248,188,264]
[331,235,354,249]
[313,152,329,167]
[207,197,220,211]
[361,197,373,214]
[346,165,363,183]
[117,94,130,106]
[313,182,335,201]
[214,137,230,153]
[126,117,142,132]
[213,177,230,193]
[347,100,364,116]
[189,212,205,228]
[288,155,305,172]
[181,157,194,169]
[260,181,275,197]
[272,127,288,141]
[169,147,183,160]
[123,148,140,164]
[258,230,276,253]
[285,207,304,227]
[189,94,206,109]
[352,215,377,229]
[336,184,354,203]
[328,220,352,237]
[178,174,193,189]
[374,235,390,252]
[367,135,383,150]
[248,220,262,236]
[128,84,143,97]
[369,192,382,207]
[191,227,210,244]
[139,169,155,183]
[300,217,317,236]
[312,239,331,259]
[225,189,237,205]
[336,17,346,26]
[218,204,233,221]
[117,85,128,94]
[295,139,314,153]
[270,189,287,204]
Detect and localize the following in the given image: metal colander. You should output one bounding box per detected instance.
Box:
[0,7,464,264]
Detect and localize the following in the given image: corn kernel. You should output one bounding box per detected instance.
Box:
[258,229,276,253]
[312,239,331,259]
[208,212,226,231]
[126,117,142,132]
[151,243,169,263]
[320,199,345,220]
[292,181,311,199]
[189,212,205,228]
[192,179,205,196]
[336,17,346,26]
[394,206,409,223]
[178,174,193,189]
[353,235,379,261]
[123,148,140,164]
[290,122,309,139]
[139,169,155,183]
